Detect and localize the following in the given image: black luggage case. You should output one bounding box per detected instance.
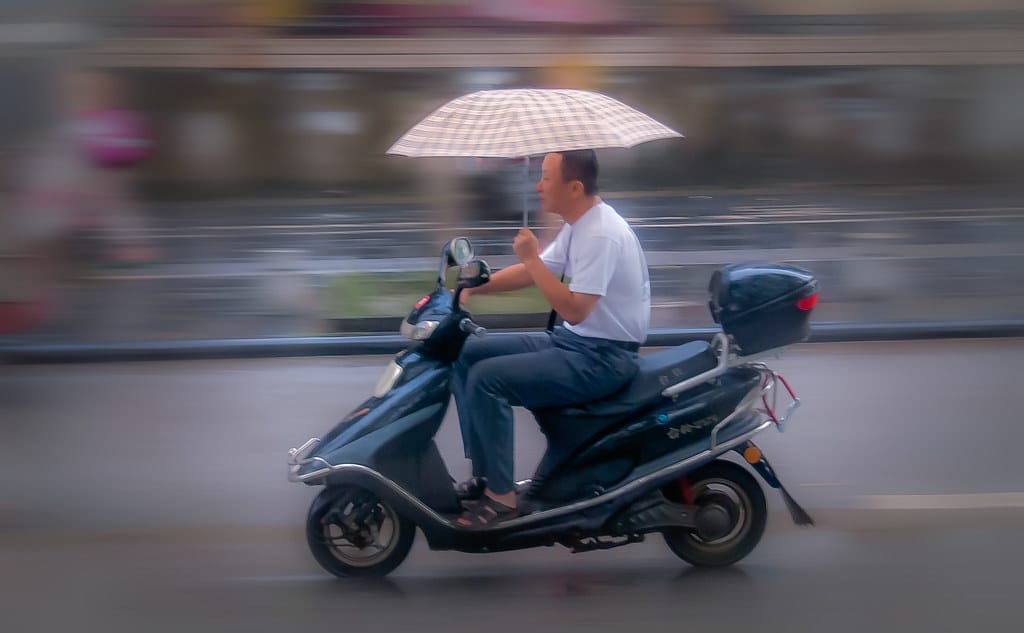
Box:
[708,263,819,356]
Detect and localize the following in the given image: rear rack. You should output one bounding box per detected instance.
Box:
[661,332,802,441]
[756,367,801,431]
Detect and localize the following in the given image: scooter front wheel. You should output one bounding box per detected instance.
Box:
[662,460,767,567]
[306,486,415,578]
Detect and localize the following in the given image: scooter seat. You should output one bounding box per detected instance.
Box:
[555,341,718,418]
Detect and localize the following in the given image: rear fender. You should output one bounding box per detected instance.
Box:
[734,441,814,526]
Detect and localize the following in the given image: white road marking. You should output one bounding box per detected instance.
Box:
[228,575,332,583]
[856,492,1024,510]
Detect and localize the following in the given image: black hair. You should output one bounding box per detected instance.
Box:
[557,149,599,196]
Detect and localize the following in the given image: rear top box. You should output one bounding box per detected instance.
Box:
[708,263,819,355]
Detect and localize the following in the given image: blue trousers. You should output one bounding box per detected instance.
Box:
[451,327,639,494]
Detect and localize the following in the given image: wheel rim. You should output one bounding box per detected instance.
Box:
[685,477,752,549]
[319,495,402,568]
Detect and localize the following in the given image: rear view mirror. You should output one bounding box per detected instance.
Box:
[457,259,491,288]
[447,238,473,266]
[438,237,475,286]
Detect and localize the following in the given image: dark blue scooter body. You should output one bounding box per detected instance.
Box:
[289,238,815,574]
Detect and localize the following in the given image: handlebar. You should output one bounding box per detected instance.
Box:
[459,317,486,337]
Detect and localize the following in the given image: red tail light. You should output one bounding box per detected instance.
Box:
[796,294,819,311]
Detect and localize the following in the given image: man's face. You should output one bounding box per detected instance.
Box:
[536,153,575,216]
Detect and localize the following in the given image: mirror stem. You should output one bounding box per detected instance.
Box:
[438,241,452,286]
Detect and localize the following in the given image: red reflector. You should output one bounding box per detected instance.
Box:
[414,295,431,310]
[796,294,819,311]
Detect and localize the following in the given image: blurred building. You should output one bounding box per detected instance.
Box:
[0,1,1020,198]
[2,1,1023,339]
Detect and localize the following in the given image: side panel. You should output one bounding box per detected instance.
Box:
[302,357,460,513]
[315,354,451,454]
[531,369,762,503]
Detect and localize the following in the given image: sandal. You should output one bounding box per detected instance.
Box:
[455,495,518,529]
[454,476,487,501]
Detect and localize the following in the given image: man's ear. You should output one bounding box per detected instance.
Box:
[570,180,584,197]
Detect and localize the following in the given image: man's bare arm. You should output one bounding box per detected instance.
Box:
[462,262,534,302]
[522,258,600,324]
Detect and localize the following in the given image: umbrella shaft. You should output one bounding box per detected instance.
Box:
[522,155,529,228]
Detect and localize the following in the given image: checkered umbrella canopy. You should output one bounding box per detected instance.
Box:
[387,89,683,158]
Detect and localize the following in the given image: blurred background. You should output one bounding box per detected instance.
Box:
[1,0,1022,344]
[3,5,1024,632]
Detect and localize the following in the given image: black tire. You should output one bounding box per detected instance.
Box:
[663,460,767,568]
[305,486,415,579]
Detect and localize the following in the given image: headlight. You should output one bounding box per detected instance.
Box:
[400,319,440,340]
[373,360,403,397]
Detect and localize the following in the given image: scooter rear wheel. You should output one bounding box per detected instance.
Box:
[306,486,415,578]
[662,460,767,567]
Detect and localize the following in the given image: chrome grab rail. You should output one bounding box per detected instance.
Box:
[709,374,769,450]
[660,334,803,439]
[660,332,731,398]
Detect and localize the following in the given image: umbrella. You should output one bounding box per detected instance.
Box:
[387,88,683,224]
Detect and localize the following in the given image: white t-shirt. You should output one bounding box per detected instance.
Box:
[540,201,651,343]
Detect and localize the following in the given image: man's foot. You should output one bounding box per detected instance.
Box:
[454,476,487,501]
[455,493,518,529]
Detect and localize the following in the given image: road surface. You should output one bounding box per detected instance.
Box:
[2,339,1022,632]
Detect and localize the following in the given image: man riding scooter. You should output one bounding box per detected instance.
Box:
[452,148,652,527]
[291,90,817,578]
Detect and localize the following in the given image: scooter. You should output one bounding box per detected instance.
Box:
[288,237,818,578]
